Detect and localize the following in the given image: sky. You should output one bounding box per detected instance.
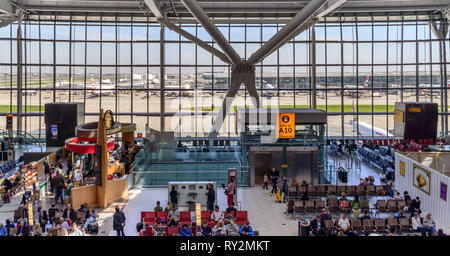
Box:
[0,21,449,75]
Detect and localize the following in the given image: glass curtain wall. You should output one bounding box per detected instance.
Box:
[0,14,449,139]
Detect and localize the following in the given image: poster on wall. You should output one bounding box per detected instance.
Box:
[50,124,58,140]
[413,164,431,195]
[94,144,102,187]
[441,182,447,201]
[400,161,405,177]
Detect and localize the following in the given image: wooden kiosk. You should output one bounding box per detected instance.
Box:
[69,109,131,208]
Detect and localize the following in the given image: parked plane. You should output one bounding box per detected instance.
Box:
[349,102,392,137]
[87,79,115,96]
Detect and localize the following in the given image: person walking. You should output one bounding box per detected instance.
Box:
[113,206,126,236]
[269,167,280,196]
[170,186,178,206]
[206,183,215,212]
[227,178,235,208]
[263,171,269,190]
[53,170,65,205]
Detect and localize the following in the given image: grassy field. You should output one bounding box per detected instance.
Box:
[189,104,397,112]
[0,105,45,112]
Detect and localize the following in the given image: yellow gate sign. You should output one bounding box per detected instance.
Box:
[277,113,295,138]
[195,203,201,226]
[28,203,34,226]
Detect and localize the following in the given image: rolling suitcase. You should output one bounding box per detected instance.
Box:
[88,222,99,234]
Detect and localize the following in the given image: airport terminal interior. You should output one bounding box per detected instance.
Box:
[1,0,450,237]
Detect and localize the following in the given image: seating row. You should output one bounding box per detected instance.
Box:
[290,198,410,214]
[317,217,420,235]
[140,210,248,226]
[288,185,387,197]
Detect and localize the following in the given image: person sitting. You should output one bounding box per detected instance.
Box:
[359,211,371,220]
[152,222,167,236]
[154,201,163,212]
[83,207,97,231]
[63,203,76,223]
[5,219,15,235]
[69,223,84,236]
[226,202,237,215]
[199,220,212,236]
[437,229,447,236]
[164,202,172,212]
[16,220,29,236]
[320,208,331,220]
[224,217,239,236]
[337,213,351,235]
[411,212,423,233]
[167,204,180,227]
[33,223,43,236]
[211,205,224,223]
[2,178,13,195]
[394,192,404,201]
[410,197,422,216]
[386,180,395,198]
[77,203,87,213]
[339,192,348,202]
[212,219,226,236]
[0,222,7,236]
[59,217,71,231]
[300,180,309,200]
[422,212,437,236]
[238,221,254,236]
[179,224,192,236]
[291,178,299,191]
[403,191,411,203]
[350,195,362,220]
[397,210,406,219]
[310,215,326,236]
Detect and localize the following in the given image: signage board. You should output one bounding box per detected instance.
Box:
[276,113,295,138]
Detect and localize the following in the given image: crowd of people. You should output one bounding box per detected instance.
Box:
[0,202,99,236]
[145,200,254,237]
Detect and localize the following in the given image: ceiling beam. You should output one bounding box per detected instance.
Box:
[247,0,328,65]
[158,18,232,64]
[0,0,15,14]
[144,0,163,18]
[180,0,241,65]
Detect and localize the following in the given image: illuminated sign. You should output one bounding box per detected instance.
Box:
[6,114,13,129]
[408,107,421,113]
[276,113,295,138]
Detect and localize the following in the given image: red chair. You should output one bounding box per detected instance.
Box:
[201,211,211,222]
[157,211,168,224]
[145,226,153,236]
[418,138,424,144]
[166,226,178,237]
[141,211,156,226]
[190,226,197,236]
[236,211,248,226]
[180,211,192,226]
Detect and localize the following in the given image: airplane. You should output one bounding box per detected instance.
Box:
[164,83,195,97]
[260,83,278,97]
[349,101,392,137]
[87,79,115,96]
[343,76,370,97]
[418,79,450,96]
